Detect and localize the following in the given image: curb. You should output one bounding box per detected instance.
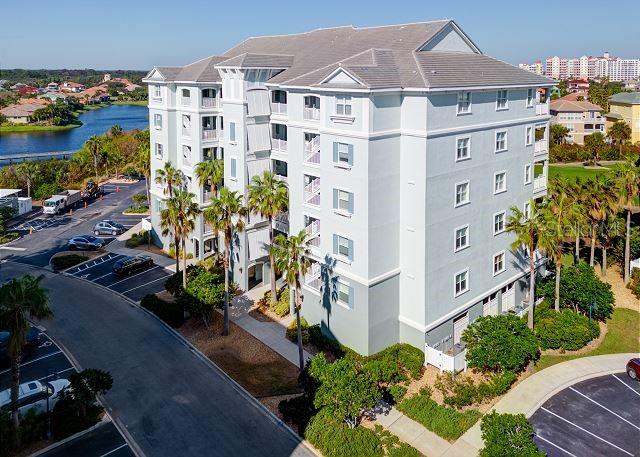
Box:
[28,418,108,457]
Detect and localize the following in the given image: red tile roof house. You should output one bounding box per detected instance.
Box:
[61,81,86,93]
[16,85,39,95]
[0,103,44,123]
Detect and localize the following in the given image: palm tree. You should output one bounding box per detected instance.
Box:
[109,124,124,136]
[135,143,151,208]
[506,200,545,329]
[607,121,632,155]
[585,176,617,267]
[550,124,570,145]
[163,190,200,290]
[271,230,310,370]
[15,161,39,198]
[0,275,52,443]
[194,159,224,198]
[203,188,247,336]
[247,171,289,306]
[549,177,587,264]
[86,135,102,182]
[612,162,640,283]
[155,162,183,270]
[583,132,606,166]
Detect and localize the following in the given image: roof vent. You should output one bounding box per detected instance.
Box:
[430,70,437,74]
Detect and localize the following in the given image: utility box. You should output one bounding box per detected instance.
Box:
[17,197,32,216]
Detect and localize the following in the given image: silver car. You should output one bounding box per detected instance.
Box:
[0,379,70,416]
[93,220,125,236]
[68,235,105,251]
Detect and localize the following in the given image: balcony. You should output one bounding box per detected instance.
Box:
[304,135,320,164]
[536,103,549,116]
[305,262,322,290]
[151,96,163,104]
[303,107,320,121]
[534,140,547,154]
[272,138,287,152]
[273,211,289,234]
[533,174,547,191]
[304,177,321,206]
[271,102,287,115]
[202,97,218,108]
[305,219,320,250]
[202,129,219,141]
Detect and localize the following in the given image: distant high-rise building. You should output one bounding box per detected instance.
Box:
[518,62,544,75]
[542,53,639,81]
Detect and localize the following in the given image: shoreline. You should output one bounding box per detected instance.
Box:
[0,122,82,133]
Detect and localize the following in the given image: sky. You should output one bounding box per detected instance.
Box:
[1,0,638,71]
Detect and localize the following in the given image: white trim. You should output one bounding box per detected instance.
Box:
[454,224,470,252]
[524,163,532,185]
[495,130,508,152]
[493,210,506,235]
[455,136,471,162]
[456,91,472,115]
[496,89,509,111]
[525,125,534,146]
[427,115,550,138]
[454,179,470,207]
[454,268,470,297]
[493,170,507,195]
[493,250,506,276]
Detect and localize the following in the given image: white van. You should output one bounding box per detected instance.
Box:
[43,196,66,215]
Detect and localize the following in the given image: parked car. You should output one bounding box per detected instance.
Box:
[0,379,70,416]
[112,255,153,276]
[68,235,106,251]
[627,358,640,381]
[0,326,42,362]
[93,220,125,236]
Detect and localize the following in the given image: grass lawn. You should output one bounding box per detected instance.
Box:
[548,165,611,181]
[535,307,640,371]
[112,100,147,106]
[0,123,80,133]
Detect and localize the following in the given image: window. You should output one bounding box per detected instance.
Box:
[494,211,505,235]
[494,171,506,194]
[456,137,470,161]
[337,281,352,307]
[493,251,506,276]
[182,88,190,100]
[182,145,191,164]
[455,181,470,207]
[454,225,469,251]
[333,142,353,167]
[526,88,534,107]
[230,157,237,178]
[229,122,236,142]
[524,164,532,184]
[457,91,472,114]
[154,143,163,159]
[333,189,353,214]
[455,269,469,296]
[154,113,162,129]
[495,131,507,152]
[496,89,508,110]
[272,90,287,104]
[153,85,161,98]
[336,95,352,116]
[526,126,533,145]
[333,234,353,261]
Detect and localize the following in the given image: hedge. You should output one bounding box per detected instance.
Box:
[534,302,600,351]
[125,230,150,248]
[51,254,88,270]
[140,294,184,328]
[397,388,482,441]
[480,412,544,457]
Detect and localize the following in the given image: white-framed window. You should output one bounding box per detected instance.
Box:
[336,95,352,116]
[524,164,532,184]
[228,122,236,142]
[494,171,507,194]
[154,113,162,129]
[333,234,353,261]
[493,211,506,235]
[454,269,469,297]
[154,143,163,159]
[333,188,353,214]
[334,142,353,167]
[524,201,531,219]
[157,197,166,212]
[496,89,508,110]
[493,251,506,276]
[456,137,471,161]
[526,88,534,107]
[526,126,533,145]
[153,85,161,98]
[230,157,237,178]
[337,280,353,307]
[181,88,190,100]
[454,225,469,252]
[495,131,507,152]
[457,91,472,114]
[455,181,470,207]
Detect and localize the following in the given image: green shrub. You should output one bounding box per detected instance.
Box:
[366,343,424,382]
[181,271,225,326]
[51,254,88,270]
[480,412,544,457]
[286,317,310,344]
[534,302,600,350]
[435,371,517,409]
[165,265,205,295]
[463,314,539,373]
[611,226,640,268]
[34,182,62,200]
[397,388,482,441]
[308,324,346,357]
[538,261,614,321]
[628,269,640,300]
[387,385,408,403]
[257,287,290,317]
[0,231,20,244]
[140,294,184,327]
[278,394,317,435]
[131,193,148,205]
[125,230,149,248]
[124,205,149,214]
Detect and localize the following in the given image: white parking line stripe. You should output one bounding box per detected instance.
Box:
[569,387,640,431]
[541,407,634,456]
[121,275,170,294]
[38,367,75,381]
[94,271,115,281]
[536,435,578,457]
[99,443,128,457]
[0,351,62,375]
[108,266,161,287]
[613,374,640,396]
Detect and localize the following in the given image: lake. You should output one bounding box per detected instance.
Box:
[0,104,149,156]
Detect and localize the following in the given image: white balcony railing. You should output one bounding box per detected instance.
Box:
[536,103,549,115]
[534,140,547,154]
[273,211,289,233]
[271,102,287,115]
[182,128,190,137]
[202,129,219,140]
[305,262,322,290]
[533,175,547,191]
[304,178,321,206]
[304,136,321,164]
[202,97,218,108]
[303,107,320,121]
[272,138,287,151]
[274,174,288,183]
[151,97,163,104]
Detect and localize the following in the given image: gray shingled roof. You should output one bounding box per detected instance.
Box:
[216,53,295,68]
[609,92,640,104]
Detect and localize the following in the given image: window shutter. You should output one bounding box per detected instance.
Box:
[348,239,354,261]
[348,285,354,308]
[348,192,354,213]
[333,188,338,209]
[333,142,338,163]
[348,144,354,165]
[333,234,338,255]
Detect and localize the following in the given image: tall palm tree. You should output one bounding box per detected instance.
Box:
[155,162,183,270]
[607,121,632,155]
[585,176,617,267]
[506,200,545,329]
[549,177,587,264]
[0,275,52,443]
[612,162,640,283]
[86,135,102,182]
[203,188,247,336]
[15,161,39,198]
[271,230,310,370]
[109,124,124,137]
[247,171,289,306]
[136,143,151,205]
[163,190,200,290]
[194,159,224,198]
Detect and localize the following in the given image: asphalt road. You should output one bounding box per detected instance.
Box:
[0,262,312,457]
[39,422,135,457]
[530,374,640,457]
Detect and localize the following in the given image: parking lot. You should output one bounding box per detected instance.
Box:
[65,253,173,302]
[530,373,640,457]
[0,329,133,457]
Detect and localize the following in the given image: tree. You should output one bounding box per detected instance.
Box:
[583,132,606,166]
[550,124,570,145]
[194,159,224,198]
[506,200,545,329]
[480,412,544,457]
[109,124,124,137]
[162,191,200,287]
[271,230,310,370]
[135,137,151,208]
[607,121,632,155]
[155,162,183,271]
[85,136,102,182]
[612,163,640,283]
[247,171,289,307]
[65,369,113,418]
[203,188,246,336]
[0,275,52,445]
[584,176,617,267]
[15,161,39,198]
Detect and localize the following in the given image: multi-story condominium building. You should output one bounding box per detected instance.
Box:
[143,20,553,367]
[605,92,640,144]
[518,62,544,76]
[550,99,604,145]
[544,53,640,81]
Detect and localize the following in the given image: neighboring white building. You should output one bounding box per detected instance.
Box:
[545,53,640,81]
[519,62,544,75]
[144,20,553,365]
